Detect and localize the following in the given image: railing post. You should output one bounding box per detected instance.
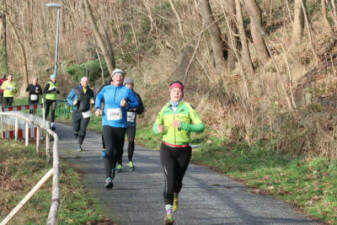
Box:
[42,98,46,123]
[47,134,60,225]
[0,115,3,139]
[25,121,29,147]
[46,133,50,162]
[14,118,18,141]
[36,127,40,154]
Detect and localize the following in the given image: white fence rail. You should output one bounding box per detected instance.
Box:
[0,111,60,225]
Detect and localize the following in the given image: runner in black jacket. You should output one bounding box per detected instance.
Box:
[67,76,95,151]
[26,77,42,114]
[116,77,144,172]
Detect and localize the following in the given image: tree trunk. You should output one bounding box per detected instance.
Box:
[292,0,305,43]
[0,0,8,73]
[235,0,254,75]
[223,0,238,70]
[200,0,227,72]
[168,0,184,38]
[321,0,332,31]
[83,0,115,75]
[7,17,29,95]
[245,0,270,62]
[330,0,337,26]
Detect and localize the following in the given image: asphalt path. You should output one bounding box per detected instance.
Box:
[55,122,321,225]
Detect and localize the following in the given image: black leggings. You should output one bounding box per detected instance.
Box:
[103,126,126,178]
[160,143,191,205]
[28,100,39,114]
[72,111,90,145]
[126,126,136,162]
[45,99,56,122]
[118,125,136,164]
[4,97,13,107]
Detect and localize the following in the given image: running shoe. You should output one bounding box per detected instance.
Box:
[104,177,113,189]
[128,161,135,171]
[164,213,174,225]
[173,193,178,212]
[116,164,123,172]
[76,144,82,152]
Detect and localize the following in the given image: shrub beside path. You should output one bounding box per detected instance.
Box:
[55,122,321,225]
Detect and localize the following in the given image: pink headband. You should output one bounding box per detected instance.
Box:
[170,82,184,91]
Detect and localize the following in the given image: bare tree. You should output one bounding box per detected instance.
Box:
[223,0,239,70]
[83,0,115,75]
[7,16,29,93]
[235,0,254,75]
[200,0,227,72]
[321,0,332,31]
[330,0,337,26]
[292,0,305,43]
[168,0,184,38]
[244,0,270,62]
[0,0,8,73]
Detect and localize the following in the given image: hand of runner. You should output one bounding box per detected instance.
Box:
[157,125,165,133]
[120,99,128,107]
[172,120,181,128]
[95,109,102,116]
[90,98,95,104]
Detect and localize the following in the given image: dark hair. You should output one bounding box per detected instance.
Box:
[2,74,6,79]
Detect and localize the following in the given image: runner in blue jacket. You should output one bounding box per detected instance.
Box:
[95,68,139,189]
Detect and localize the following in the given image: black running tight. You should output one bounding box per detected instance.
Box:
[103,126,126,178]
[160,143,191,205]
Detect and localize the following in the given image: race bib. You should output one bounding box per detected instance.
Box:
[30,94,38,101]
[107,108,122,121]
[82,110,91,118]
[127,112,136,122]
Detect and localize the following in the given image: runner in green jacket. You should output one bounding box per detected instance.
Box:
[153,80,204,225]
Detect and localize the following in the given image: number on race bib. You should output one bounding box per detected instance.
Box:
[107,108,122,121]
[30,94,38,101]
[82,110,91,118]
[127,112,136,122]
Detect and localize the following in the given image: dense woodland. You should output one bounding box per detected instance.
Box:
[0,0,336,157]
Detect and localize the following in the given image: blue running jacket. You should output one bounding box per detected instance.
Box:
[95,85,139,128]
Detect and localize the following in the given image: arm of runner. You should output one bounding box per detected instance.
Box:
[180,105,204,133]
[95,87,105,110]
[12,83,17,93]
[126,88,139,109]
[135,94,145,114]
[66,89,76,105]
[153,109,165,134]
[43,83,50,94]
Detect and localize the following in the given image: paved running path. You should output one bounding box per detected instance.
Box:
[55,122,320,225]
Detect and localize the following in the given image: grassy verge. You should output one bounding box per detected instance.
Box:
[135,125,337,225]
[0,139,115,225]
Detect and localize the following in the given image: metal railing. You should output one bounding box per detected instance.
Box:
[0,111,60,225]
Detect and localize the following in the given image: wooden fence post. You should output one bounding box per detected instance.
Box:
[46,133,50,162]
[25,122,29,147]
[0,116,3,138]
[36,127,40,154]
[14,118,18,141]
